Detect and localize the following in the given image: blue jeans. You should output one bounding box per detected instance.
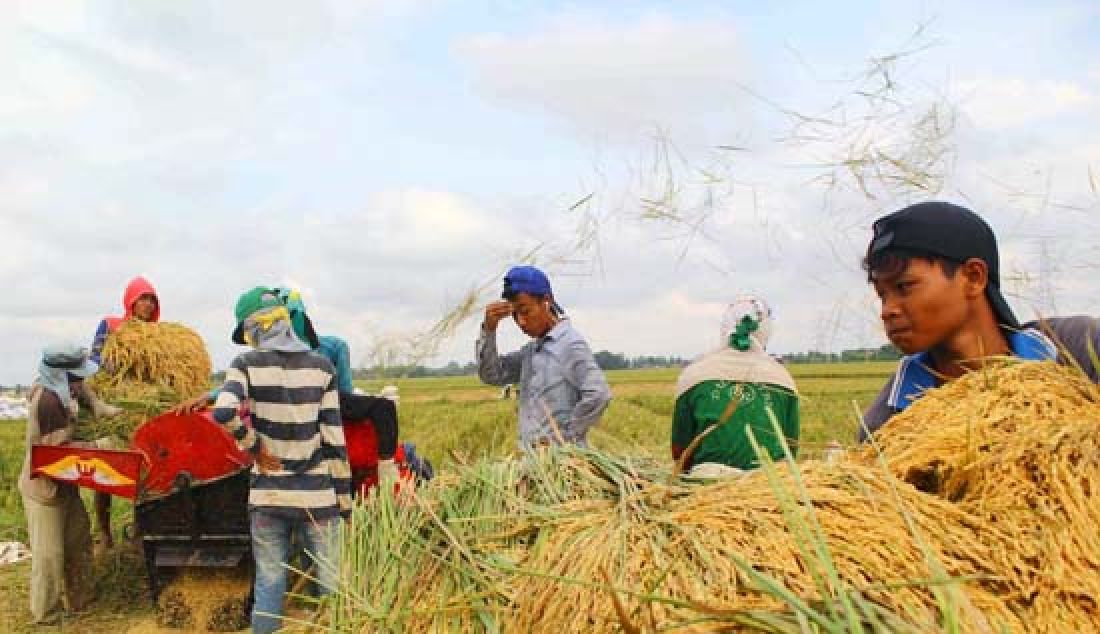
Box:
[249,510,340,634]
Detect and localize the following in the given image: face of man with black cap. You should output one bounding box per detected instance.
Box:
[871,257,991,355]
[864,202,1016,371]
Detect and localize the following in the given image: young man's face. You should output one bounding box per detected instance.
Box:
[509,293,555,338]
[872,258,970,355]
[132,293,158,322]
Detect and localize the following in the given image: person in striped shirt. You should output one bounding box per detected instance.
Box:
[173,287,402,486]
[212,286,352,634]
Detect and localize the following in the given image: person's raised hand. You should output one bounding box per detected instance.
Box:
[483,301,514,331]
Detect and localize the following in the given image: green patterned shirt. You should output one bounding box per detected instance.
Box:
[671,380,799,470]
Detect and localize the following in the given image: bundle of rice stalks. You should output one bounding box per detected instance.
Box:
[91,320,212,399]
[857,360,1100,631]
[84,320,212,438]
[512,462,1020,633]
[325,447,1022,633]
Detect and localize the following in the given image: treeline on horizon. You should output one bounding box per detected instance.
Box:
[208,344,902,381]
[2,345,903,390]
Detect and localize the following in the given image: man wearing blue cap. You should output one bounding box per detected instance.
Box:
[477,265,611,447]
[860,201,1100,441]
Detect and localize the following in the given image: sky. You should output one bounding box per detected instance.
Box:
[2,0,1098,384]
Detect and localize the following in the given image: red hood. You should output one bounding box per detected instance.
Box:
[121,276,160,322]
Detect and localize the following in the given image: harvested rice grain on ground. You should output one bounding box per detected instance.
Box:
[155,567,251,632]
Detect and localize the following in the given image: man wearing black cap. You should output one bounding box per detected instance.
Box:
[859,201,1100,441]
[478,265,611,448]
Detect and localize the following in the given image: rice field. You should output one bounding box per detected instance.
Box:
[357,362,895,465]
[0,362,892,632]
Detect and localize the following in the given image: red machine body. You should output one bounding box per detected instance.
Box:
[30,410,253,502]
[32,409,409,501]
[132,410,252,499]
[30,410,257,598]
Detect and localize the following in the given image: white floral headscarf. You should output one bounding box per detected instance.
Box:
[719,295,773,351]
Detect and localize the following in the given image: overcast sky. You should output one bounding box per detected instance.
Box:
[3,0,1098,384]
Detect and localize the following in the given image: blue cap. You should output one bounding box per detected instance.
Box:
[503,265,565,315]
[502,265,552,297]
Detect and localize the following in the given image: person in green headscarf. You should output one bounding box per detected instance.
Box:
[174,287,401,485]
[670,295,800,477]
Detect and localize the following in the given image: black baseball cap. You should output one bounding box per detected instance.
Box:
[867,201,1019,328]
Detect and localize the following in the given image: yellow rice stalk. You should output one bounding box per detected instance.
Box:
[502,463,1019,633]
[90,320,212,400]
[858,360,1100,631]
[84,320,212,438]
[332,452,1023,633]
[321,361,1099,633]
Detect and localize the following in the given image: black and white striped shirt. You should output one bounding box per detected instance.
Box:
[213,349,352,519]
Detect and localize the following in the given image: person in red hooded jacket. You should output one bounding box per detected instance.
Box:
[90,276,161,365]
[87,276,161,552]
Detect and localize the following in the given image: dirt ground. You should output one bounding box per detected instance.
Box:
[0,549,259,633]
[1,546,153,633]
[0,547,321,633]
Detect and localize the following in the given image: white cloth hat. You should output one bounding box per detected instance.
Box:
[719,295,773,351]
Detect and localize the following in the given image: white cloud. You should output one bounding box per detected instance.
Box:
[354,189,504,254]
[1,185,532,382]
[456,13,748,144]
[954,77,1097,130]
[4,2,1100,390]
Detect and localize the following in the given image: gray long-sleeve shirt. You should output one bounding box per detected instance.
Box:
[477,320,611,447]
